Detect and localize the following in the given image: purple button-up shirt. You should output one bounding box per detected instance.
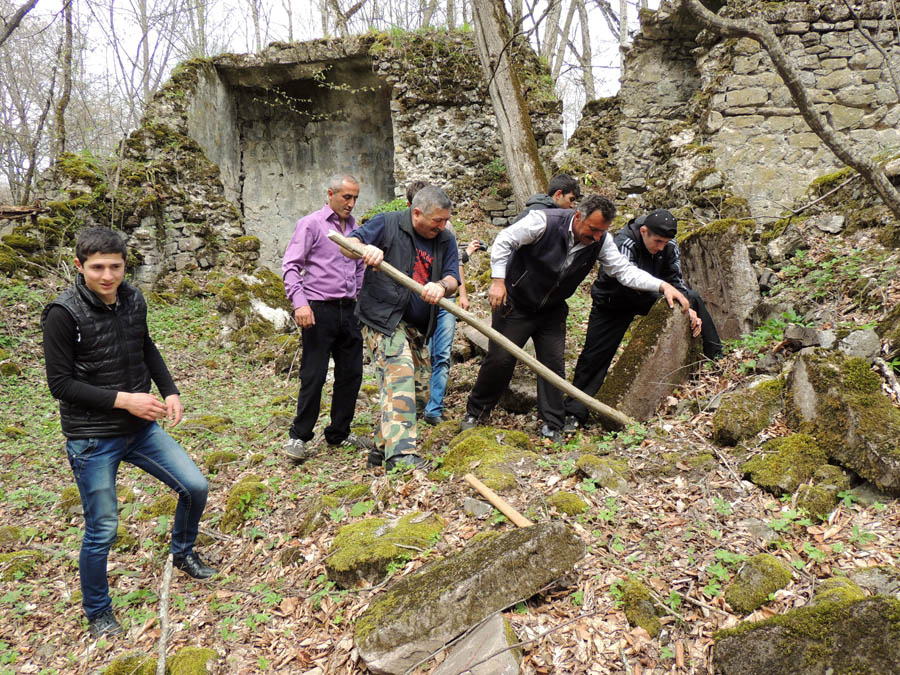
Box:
[282,204,364,310]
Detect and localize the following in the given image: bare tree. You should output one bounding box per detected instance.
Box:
[325,0,367,37]
[618,0,626,46]
[540,0,562,61]
[447,0,455,29]
[683,0,900,219]
[471,0,546,209]
[0,0,37,48]
[575,0,593,99]
[551,0,575,79]
[421,0,437,26]
[52,0,73,160]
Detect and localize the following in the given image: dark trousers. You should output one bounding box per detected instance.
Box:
[290,300,363,445]
[466,302,568,430]
[564,288,722,424]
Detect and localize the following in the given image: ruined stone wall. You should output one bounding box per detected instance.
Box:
[567,0,900,222]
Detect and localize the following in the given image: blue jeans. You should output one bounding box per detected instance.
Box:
[66,421,208,619]
[424,306,456,420]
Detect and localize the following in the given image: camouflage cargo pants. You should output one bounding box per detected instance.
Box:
[363,322,431,461]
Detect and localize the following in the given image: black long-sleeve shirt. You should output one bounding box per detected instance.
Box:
[42,305,178,411]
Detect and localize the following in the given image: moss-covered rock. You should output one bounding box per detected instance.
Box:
[712,379,783,446]
[59,485,82,513]
[183,415,232,433]
[204,450,238,474]
[741,433,827,495]
[795,464,851,519]
[576,454,630,491]
[112,525,139,553]
[546,491,589,516]
[713,597,900,674]
[0,550,43,581]
[296,484,372,537]
[786,351,900,495]
[167,646,218,674]
[621,578,661,638]
[724,553,792,614]
[325,511,445,587]
[0,525,22,547]
[102,653,155,675]
[811,577,865,606]
[220,475,268,533]
[876,303,900,362]
[141,494,178,520]
[0,361,22,377]
[438,427,538,491]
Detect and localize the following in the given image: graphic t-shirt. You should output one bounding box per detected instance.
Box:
[350,212,460,332]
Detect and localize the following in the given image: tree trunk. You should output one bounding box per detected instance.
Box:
[577,0,594,100]
[471,0,547,210]
[447,0,455,29]
[683,0,900,221]
[0,0,38,48]
[551,0,576,80]
[509,0,521,33]
[540,0,562,62]
[618,0,627,47]
[422,0,437,26]
[53,0,73,161]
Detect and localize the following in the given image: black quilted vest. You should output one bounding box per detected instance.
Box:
[505,209,605,312]
[42,276,152,438]
[356,208,454,338]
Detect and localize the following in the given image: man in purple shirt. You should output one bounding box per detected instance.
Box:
[281,174,369,462]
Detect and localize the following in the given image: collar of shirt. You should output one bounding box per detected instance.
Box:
[323,204,356,233]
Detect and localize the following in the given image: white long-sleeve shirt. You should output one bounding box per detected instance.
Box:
[489,209,663,293]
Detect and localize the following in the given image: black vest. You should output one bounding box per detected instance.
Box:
[506,209,604,312]
[356,209,454,337]
[42,276,152,438]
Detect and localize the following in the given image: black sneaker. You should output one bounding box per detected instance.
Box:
[540,424,562,443]
[385,454,429,472]
[460,415,479,431]
[88,609,122,639]
[424,415,443,426]
[562,416,581,433]
[173,552,217,579]
[366,447,385,469]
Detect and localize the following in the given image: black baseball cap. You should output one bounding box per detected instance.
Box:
[641,209,677,238]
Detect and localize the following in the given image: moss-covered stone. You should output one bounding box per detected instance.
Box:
[576,454,629,491]
[0,525,21,547]
[0,362,22,377]
[102,653,155,675]
[112,525,139,553]
[326,511,445,587]
[877,303,900,361]
[786,351,900,495]
[439,427,538,491]
[204,450,239,474]
[221,475,268,532]
[184,415,232,433]
[795,464,850,519]
[546,491,589,516]
[167,646,217,674]
[280,546,304,566]
[297,484,372,537]
[59,485,81,512]
[227,235,261,253]
[0,550,43,581]
[141,494,178,520]
[621,578,661,637]
[741,433,827,495]
[713,597,900,674]
[811,577,865,606]
[724,553,792,614]
[712,379,784,446]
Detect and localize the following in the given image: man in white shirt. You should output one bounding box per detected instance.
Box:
[460,195,690,441]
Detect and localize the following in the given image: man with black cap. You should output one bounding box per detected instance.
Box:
[563,208,723,430]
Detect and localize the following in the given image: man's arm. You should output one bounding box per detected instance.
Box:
[144,334,183,425]
[488,211,548,309]
[601,237,690,311]
[282,218,317,328]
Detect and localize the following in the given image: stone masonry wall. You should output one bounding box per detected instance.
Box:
[574,0,900,221]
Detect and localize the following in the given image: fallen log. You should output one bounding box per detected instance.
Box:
[463,473,533,527]
[327,230,635,430]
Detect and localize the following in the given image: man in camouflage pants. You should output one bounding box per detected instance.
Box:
[343,186,460,471]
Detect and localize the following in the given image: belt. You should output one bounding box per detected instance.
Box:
[311,298,356,306]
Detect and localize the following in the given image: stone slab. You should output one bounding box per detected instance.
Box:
[432,614,520,675]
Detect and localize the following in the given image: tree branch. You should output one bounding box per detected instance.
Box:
[0,0,38,49]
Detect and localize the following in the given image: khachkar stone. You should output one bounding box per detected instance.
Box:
[354,521,584,675]
[679,219,760,340]
[597,298,702,422]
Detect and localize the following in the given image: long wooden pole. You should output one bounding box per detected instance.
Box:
[327,230,635,430]
[463,473,533,527]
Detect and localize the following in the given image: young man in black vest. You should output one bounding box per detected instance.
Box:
[461,195,690,441]
[563,209,722,429]
[511,173,582,224]
[42,227,215,639]
[344,186,461,471]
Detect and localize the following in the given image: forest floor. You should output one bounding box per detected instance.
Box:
[1,225,899,675]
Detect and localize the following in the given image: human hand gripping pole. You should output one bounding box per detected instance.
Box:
[327,230,636,430]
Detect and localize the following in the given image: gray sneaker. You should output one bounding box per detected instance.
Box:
[283,438,315,463]
[332,432,374,451]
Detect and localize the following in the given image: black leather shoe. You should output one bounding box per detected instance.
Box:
[424,415,443,426]
[540,424,562,443]
[366,447,385,469]
[173,552,217,579]
[88,609,122,638]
